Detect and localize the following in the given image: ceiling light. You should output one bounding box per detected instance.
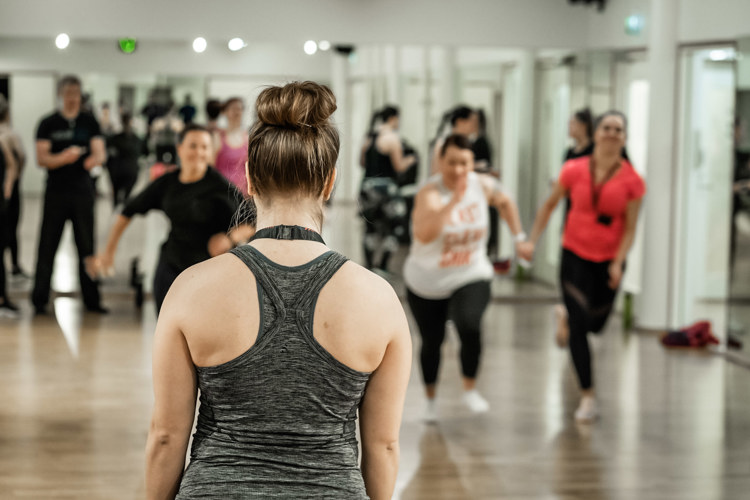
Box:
[304,40,317,55]
[319,40,331,51]
[228,38,245,51]
[55,33,70,50]
[193,37,207,53]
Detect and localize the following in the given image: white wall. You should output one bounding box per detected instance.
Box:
[0,0,589,48]
[0,38,332,80]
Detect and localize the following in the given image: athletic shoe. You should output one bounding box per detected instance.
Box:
[462,390,490,414]
[11,267,31,280]
[422,399,438,423]
[85,305,110,315]
[554,304,569,348]
[0,299,20,319]
[574,396,598,423]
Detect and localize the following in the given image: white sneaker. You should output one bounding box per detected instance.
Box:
[422,399,438,423]
[574,396,599,423]
[462,390,490,414]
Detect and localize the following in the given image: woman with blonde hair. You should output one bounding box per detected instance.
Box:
[145,82,411,499]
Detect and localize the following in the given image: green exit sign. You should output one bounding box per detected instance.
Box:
[625,15,644,36]
[119,38,137,54]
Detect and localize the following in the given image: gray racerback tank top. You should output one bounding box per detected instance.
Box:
[175,245,372,499]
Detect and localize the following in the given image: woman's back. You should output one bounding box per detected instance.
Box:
[167,240,402,498]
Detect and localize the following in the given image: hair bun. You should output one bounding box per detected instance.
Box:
[256,81,337,129]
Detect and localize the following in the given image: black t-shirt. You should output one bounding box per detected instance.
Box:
[564,143,594,162]
[107,132,142,175]
[36,111,102,192]
[122,168,243,272]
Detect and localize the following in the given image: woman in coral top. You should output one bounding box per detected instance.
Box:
[521,111,646,422]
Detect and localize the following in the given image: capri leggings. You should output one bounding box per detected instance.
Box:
[407,280,491,386]
[560,249,621,390]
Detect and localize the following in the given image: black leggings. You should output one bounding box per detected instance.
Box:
[153,256,181,315]
[5,180,21,269]
[407,280,491,386]
[560,249,621,390]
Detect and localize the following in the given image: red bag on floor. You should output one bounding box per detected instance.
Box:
[661,320,720,348]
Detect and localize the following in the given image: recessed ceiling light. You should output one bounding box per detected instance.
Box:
[56,33,70,50]
[228,38,245,51]
[193,37,207,53]
[319,40,331,51]
[304,40,317,55]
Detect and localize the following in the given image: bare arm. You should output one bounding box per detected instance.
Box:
[145,276,198,499]
[359,295,411,500]
[411,183,462,244]
[35,139,81,170]
[359,137,372,168]
[528,181,567,246]
[96,215,132,273]
[608,198,643,289]
[10,132,26,169]
[381,134,415,173]
[83,136,106,170]
[1,139,17,199]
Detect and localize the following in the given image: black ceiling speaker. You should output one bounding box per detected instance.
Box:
[334,45,355,56]
[568,0,607,11]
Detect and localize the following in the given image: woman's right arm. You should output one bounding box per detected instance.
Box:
[359,291,411,500]
[411,183,463,244]
[523,181,567,257]
[97,214,132,272]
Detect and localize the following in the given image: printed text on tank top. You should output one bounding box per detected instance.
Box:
[439,201,486,268]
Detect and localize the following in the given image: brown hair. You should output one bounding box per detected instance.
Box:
[246,81,339,198]
[439,133,474,157]
[222,97,244,112]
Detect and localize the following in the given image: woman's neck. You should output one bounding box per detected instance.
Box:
[179,164,206,183]
[592,149,621,171]
[227,120,243,132]
[254,197,323,233]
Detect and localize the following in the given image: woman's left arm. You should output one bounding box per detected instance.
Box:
[481,176,528,258]
[609,198,643,289]
[145,278,199,500]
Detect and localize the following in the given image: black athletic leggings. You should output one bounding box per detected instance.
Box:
[5,180,21,269]
[407,280,491,386]
[153,256,181,315]
[560,249,621,390]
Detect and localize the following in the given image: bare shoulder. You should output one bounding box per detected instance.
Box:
[165,253,256,329]
[322,260,407,335]
[415,181,441,209]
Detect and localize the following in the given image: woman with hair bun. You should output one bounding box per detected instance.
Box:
[358,105,416,271]
[145,82,411,500]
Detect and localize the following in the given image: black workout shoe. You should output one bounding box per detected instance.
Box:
[11,267,31,280]
[0,299,20,318]
[85,305,110,315]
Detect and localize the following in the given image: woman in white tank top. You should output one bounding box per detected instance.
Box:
[404,134,531,422]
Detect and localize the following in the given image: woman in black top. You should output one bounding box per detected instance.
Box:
[564,108,594,161]
[95,124,254,313]
[106,112,142,207]
[358,106,415,271]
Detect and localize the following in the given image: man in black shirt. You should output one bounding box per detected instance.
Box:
[32,75,107,315]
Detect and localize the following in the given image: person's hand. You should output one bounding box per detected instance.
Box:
[62,146,82,164]
[516,241,535,262]
[83,155,98,171]
[208,233,233,257]
[406,155,417,167]
[88,253,115,279]
[608,260,624,289]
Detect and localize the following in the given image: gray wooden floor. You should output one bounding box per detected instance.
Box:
[1,195,748,499]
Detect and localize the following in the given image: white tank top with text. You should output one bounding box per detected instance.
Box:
[404,172,492,299]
